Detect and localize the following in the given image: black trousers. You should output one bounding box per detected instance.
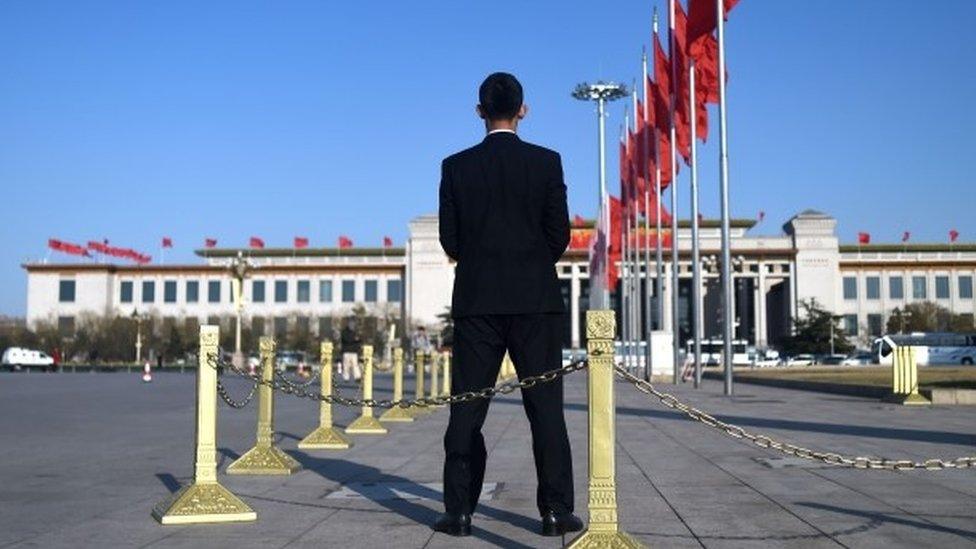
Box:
[443,313,574,516]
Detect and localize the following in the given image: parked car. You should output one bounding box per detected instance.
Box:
[819,354,847,365]
[842,351,875,366]
[2,347,55,371]
[275,351,306,371]
[748,348,781,368]
[561,348,586,367]
[783,354,816,366]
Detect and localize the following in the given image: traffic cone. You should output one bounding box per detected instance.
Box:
[142,361,152,383]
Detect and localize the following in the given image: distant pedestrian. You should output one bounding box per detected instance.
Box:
[51,347,61,372]
[340,319,362,381]
[411,326,432,373]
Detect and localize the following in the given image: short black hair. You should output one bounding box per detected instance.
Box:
[479,72,523,120]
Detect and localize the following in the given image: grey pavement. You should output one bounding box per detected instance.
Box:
[1,368,975,548]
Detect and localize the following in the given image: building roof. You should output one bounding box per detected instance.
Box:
[195,247,406,258]
[839,243,976,253]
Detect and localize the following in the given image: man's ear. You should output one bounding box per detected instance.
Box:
[517,104,528,120]
[476,105,486,120]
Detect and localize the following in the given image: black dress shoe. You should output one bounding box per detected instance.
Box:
[433,512,472,537]
[541,511,583,536]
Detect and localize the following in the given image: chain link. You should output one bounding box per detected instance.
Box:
[274,368,321,389]
[613,365,976,471]
[216,377,258,409]
[209,356,587,409]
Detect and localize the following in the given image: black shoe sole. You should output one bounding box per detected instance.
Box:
[435,525,472,537]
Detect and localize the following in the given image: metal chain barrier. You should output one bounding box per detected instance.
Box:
[274,368,321,389]
[216,377,259,409]
[210,355,587,409]
[614,365,976,471]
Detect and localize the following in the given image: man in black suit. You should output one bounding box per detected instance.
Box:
[434,72,581,538]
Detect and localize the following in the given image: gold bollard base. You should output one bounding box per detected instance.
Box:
[567,530,646,548]
[345,415,389,434]
[298,426,353,450]
[152,481,257,525]
[379,406,415,423]
[409,406,432,418]
[884,392,931,406]
[226,445,302,475]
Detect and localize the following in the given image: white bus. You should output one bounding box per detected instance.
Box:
[872,333,976,366]
[687,339,752,366]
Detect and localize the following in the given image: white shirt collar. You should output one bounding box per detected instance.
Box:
[487,128,516,135]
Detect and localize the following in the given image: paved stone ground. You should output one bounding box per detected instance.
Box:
[1,368,975,548]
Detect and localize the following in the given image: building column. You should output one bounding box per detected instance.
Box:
[789,259,799,330]
[756,261,767,348]
[570,264,581,349]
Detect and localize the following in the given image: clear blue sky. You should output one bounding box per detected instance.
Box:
[2,1,975,316]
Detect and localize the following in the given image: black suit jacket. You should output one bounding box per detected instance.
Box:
[439,132,570,318]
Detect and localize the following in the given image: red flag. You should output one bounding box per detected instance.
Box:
[338,235,353,249]
[901,231,910,243]
[673,2,693,163]
[653,35,671,138]
[249,236,265,249]
[950,229,960,243]
[383,236,393,248]
[608,196,623,291]
[858,232,870,245]
[162,237,173,248]
[205,238,217,248]
[49,238,90,257]
[294,236,309,249]
[688,0,740,50]
[572,214,587,227]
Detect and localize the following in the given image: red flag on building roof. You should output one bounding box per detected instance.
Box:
[383,236,393,248]
[49,238,90,257]
[205,238,217,248]
[572,214,587,227]
[338,235,353,249]
[249,236,265,249]
[950,229,960,243]
[857,232,870,245]
[901,231,910,243]
[294,236,309,249]
[162,237,173,248]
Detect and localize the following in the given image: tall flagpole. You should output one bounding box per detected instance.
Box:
[631,86,642,373]
[689,60,703,389]
[717,0,735,395]
[621,116,631,368]
[669,0,681,385]
[653,10,664,351]
[642,48,654,382]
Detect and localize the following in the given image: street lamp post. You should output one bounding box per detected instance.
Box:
[572,81,628,310]
[131,309,145,364]
[229,251,253,369]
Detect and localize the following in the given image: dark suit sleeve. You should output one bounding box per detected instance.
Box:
[543,152,571,262]
[439,158,459,261]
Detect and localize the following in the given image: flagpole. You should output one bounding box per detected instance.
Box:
[689,59,703,389]
[631,87,642,373]
[653,10,665,350]
[642,48,654,382]
[717,0,735,396]
[669,0,681,385]
[620,116,631,367]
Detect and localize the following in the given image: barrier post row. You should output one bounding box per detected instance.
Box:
[429,350,442,407]
[441,351,451,397]
[887,346,929,406]
[227,337,302,474]
[411,350,429,418]
[568,310,644,548]
[299,341,353,449]
[380,348,414,422]
[152,325,256,525]
[345,345,388,434]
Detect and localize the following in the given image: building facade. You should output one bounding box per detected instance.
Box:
[23,210,976,350]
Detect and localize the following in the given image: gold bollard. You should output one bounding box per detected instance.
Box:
[429,351,442,407]
[380,348,414,422]
[441,351,451,397]
[152,325,256,524]
[568,310,644,549]
[887,345,928,405]
[298,341,353,449]
[411,350,429,418]
[227,337,302,475]
[345,345,388,434]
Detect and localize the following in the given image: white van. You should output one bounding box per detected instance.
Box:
[2,347,55,371]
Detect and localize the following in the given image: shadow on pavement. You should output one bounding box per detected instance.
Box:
[289,450,539,548]
[796,502,976,541]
